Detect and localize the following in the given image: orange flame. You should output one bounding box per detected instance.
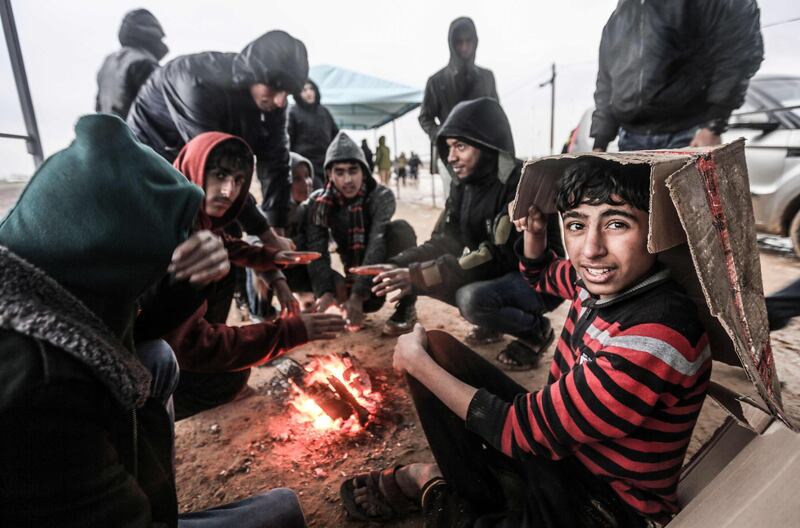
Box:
[288,353,380,434]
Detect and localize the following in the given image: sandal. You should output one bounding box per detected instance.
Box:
[340,465,419,522]
[496,325,555,371]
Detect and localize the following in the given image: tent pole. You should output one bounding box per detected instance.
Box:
[392,119,399,199]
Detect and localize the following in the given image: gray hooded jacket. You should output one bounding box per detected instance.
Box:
[304,132,396,298]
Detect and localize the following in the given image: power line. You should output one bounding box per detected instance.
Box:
[762,16,800,29]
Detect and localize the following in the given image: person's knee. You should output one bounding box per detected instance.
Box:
[136,339,179,403]
[425,330,463,370]
[455,284,484,323]
[386,219,417,255]
[258,488,306,528]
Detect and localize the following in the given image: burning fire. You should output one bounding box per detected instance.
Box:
[289,353,381,434]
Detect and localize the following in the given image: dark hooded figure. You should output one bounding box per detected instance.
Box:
[381,98,564,369]
[288,79,339,189]
[127,30,309,232]
[418,17,498,142]
[95,8,168,119]
[305,131,419,336]
[0,114,306,527]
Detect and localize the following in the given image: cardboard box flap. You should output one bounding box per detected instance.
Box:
[665,140,789,427]
[513,141,794,430]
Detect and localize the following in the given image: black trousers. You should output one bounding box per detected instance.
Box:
[411,331,648,528]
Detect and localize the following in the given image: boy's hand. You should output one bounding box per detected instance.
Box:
[314,292,338,313]
[511,204,548,259]
[341,294,365,329]
[168,230,230,286]
[299,313,346,340]
[393,323,429,375]
[372,268,412,302]
[273,278,300,316]
[260,227,295,251]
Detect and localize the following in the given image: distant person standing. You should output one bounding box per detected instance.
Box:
[95,9,168,119]
[408,151,421,181]
[361,139,375,173]
[591,0,763,152]
[288,80,339,189]
[419,17,498,199]
[396,152,408,186]
[375,135,392,185]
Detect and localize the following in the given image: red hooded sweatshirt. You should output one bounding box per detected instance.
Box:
[165,132,307,372]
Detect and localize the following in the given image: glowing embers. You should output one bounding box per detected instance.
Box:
[288,353,380,434]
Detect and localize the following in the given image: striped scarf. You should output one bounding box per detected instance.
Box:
[313,181,367,266]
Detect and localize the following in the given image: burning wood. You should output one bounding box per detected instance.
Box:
[282,353,381,434]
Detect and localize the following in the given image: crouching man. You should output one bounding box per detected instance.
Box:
[340,158,711,527]
[0,114,306,527]
[306,131,418,335]
[372,97,563,368]
[136,132,345,420]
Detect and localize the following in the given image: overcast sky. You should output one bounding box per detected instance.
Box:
[1,0,798,180]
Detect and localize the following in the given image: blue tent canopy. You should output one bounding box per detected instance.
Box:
[306,64,423,130]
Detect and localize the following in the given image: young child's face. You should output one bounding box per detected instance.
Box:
[562,196,655,299]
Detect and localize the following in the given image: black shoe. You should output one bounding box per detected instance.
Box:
[382,301,417,336]
[496,319,554,371]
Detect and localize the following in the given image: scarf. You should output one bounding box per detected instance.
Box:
[313,180,368,266]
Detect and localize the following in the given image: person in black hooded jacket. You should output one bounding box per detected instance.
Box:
[419,17,499,200]
[95,9,168,119]
[127,30,308,238]
[591,0,763,152]
[373,98,564,369]
[288,79,339,189]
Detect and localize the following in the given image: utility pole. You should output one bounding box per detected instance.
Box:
[539,62,556,155]
[1,0,44,168]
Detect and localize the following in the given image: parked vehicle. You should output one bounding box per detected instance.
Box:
[568,75,800,254]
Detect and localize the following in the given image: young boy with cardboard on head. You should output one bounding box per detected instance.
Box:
[339,156,713,527]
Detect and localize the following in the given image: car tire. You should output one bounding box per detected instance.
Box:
[790,209,800,257]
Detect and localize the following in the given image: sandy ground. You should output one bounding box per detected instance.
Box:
[2,174,799,526]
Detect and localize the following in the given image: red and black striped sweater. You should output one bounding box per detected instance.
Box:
[465,249,711,517]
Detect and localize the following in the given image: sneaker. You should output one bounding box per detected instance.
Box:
[464,326,504,346]
[381,302,417,336]
[496,319,555,371]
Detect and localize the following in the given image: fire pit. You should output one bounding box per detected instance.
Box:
[284,353,381,435]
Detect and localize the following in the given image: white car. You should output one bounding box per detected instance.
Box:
[568,75,800,254]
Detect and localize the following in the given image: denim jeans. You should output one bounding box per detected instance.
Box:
[179,488,306,528]
[455,271,549,340]
[617,126,698,151]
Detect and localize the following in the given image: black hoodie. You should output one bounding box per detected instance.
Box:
[394,98,564,303]
[127,30,309,228]
[95,9,168,118]
[418,17,499,142]
[287,80,340,187]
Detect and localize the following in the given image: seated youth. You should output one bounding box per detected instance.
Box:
[305,131,418,335]
[0,114,306,527]
[136,132,345,420]
[372,97,564,368]
[340,158,711,527]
